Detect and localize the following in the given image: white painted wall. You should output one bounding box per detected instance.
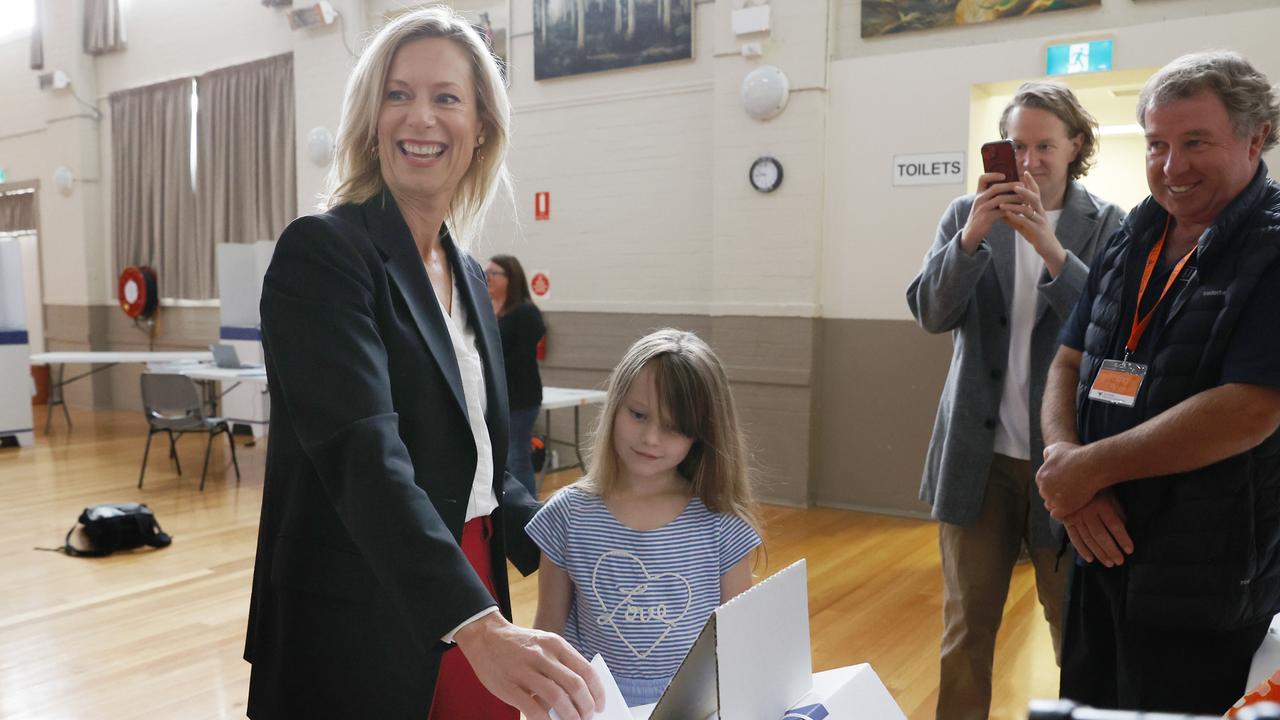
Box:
[482,0,719,315]
[708,0,830,319]
[479,0,832,318]
[3,0,1276,325]
[0,1,804,320]
[0,34,44,139]
[34,0,103,307]
[823,5,1280,321]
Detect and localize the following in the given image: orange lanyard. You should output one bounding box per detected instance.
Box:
[1125,217,1196,360]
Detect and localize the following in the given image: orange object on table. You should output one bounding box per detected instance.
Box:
[1229,668,1280,717]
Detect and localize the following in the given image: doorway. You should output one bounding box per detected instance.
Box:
[969,68,1158,213]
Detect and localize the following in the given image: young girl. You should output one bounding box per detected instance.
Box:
[525,328,762,707]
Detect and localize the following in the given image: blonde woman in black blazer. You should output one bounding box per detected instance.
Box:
[243,8,601,720]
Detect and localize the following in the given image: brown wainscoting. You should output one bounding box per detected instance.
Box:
[814,317,952,517]
[41,305,951,516]
[43,304,112,408]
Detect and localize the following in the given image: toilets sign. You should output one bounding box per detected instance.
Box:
[892,152,964,186]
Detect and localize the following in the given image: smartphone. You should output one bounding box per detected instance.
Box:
[980,140,1019,188]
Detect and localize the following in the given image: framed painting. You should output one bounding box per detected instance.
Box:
[862,0,1101,38]
[534,0,693,81]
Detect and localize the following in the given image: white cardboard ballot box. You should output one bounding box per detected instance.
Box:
[622,559,905,720]
[779,663,905,719]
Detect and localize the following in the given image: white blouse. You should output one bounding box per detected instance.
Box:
[429,269,499,522]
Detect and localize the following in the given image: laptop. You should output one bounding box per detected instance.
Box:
[210,344,263,370]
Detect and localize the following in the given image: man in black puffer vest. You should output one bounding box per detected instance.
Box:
[1035,50,1280,713]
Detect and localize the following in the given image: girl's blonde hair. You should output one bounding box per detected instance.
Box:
[323,4,513,250]
[577,329,760,533]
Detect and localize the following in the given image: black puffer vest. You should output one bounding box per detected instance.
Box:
[1076,164,1280,630]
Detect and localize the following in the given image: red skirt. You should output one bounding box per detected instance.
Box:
[429,515,518,720]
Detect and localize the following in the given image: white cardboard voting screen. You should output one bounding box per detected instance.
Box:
[648,559,812,719]
[625,558,905,720]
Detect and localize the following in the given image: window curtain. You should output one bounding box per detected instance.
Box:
[30,0,43,70]
[0,190,36,233]
[110,78,199,298]
[195,53,296,275]
[84,0,126,55]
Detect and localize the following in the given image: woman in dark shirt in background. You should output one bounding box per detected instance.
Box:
[487,254,545,496]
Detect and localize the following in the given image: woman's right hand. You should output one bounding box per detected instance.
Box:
[454,612,605,720]
[960,172,1022,254]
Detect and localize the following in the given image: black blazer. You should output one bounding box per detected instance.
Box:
[244,192,541,719]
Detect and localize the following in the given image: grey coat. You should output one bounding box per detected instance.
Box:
[906,180,1124,548]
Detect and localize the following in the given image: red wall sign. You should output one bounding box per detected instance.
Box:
[535,191,550,221]
[530,272,550,299]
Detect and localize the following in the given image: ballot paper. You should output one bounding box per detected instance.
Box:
[548,653,634,720]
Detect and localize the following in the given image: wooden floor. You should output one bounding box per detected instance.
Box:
[0,408,1058,719]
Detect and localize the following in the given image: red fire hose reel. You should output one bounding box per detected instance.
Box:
[118,266,158,319]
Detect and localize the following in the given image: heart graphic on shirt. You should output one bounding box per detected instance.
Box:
[590,549,693,659]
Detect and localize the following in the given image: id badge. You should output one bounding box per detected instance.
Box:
[1088,359,1148,407]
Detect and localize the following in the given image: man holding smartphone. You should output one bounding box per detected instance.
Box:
[907,82,1124,720]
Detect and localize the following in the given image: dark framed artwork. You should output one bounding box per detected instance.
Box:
[862,0,1101,38]
[534,0,693,81]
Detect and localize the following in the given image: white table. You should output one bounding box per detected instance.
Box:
[167,365,270,440]
[30,351,214,432]
[538,387,608,484]
[178,366,267,384]
[162,379,603,459]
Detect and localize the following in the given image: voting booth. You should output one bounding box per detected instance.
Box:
[0,237,34,446]
[215,241,275,438]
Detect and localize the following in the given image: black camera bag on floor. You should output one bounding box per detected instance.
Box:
[63,503,172,557]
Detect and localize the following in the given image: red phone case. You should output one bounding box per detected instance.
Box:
[980,140,1019,185]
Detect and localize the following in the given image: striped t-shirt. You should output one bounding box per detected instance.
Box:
[525,486,761,707]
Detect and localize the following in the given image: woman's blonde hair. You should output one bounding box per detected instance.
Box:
[323,4,512,249]
[577,329,760,533]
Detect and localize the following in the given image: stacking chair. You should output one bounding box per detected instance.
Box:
[138,373,241,491]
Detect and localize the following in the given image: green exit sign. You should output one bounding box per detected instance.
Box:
[1046,40,1113,76]
[0,168,7,183]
